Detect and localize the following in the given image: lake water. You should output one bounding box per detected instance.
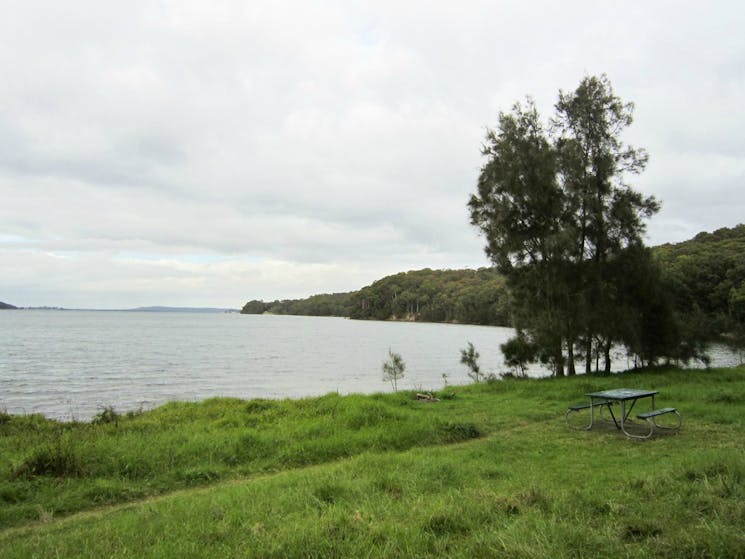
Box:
[0,311,520,420]
[1,311,740,421]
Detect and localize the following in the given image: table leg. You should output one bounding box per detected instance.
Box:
[589,397,595,430]
[620,396,655,439]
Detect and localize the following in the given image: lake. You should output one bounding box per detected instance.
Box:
[1,310,739,421]
[0,311,520,420]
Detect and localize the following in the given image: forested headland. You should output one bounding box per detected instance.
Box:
[241,267,509,326]
[241,223,745,343]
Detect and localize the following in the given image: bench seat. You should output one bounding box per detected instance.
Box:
[568,400,613,411]
[565,400,615,430]
[635,407,682,436]
[637,407,677,420]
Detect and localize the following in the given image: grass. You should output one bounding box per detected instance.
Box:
[1,366,744,557]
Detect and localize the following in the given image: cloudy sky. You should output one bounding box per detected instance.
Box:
[2,1,743,309]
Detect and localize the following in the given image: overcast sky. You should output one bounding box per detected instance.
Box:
[2,1,743,309]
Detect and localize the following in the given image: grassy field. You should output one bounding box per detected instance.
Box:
[1,366,744,557]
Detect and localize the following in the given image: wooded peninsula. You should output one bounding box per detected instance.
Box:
[242,223,745,359]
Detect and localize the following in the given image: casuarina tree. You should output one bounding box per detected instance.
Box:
[469,75,663,375]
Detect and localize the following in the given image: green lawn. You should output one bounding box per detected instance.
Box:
[1,366,744,557]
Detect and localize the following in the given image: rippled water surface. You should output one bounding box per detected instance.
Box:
[1,310,519,420]
[1,310,740,420]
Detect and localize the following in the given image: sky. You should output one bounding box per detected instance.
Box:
[2,1,744,309]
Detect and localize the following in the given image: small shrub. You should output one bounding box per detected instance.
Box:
[501,332,537,377]
[92,406,120,425]
[14,441,87,478]
[460,342,483,382]
[382,349,405,392]
[441,372,449,387]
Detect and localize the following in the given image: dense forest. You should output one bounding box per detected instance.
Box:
[241,268,509,326]
[349,268,509,325]
[241,224,745,351]
[654,224,745,352]
[241,292,355,318]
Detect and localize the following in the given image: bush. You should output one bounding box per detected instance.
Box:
[14,440,87,478]
[92,406,120,425]
[460,342,483,382]
[382,349,405,392]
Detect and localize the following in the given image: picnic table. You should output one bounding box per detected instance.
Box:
[566,388,681,439]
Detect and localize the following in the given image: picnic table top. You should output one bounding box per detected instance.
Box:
[585,388,659,401]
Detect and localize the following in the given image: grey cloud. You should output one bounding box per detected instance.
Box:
[2,0,744,307]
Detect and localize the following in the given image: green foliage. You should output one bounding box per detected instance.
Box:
[3,386,506,529]
[13,433,88,479]
[92,406,121,425]
[500,331,537,377]
[381,349,406,392]
[469,75,664,374]
[241,292,354,316]
[351,268,510,324]
[240,299,270,314]
[460,342,483,382]
[653,224,745,358]
[241,268,510,326]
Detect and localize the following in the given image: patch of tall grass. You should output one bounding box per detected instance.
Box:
[0,388,483,528]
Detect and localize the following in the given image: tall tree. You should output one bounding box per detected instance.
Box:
[469,75,660,375]
[553,75,658,373]
[468,98,570,375]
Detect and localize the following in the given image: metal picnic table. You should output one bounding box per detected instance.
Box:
[579,388,681,439]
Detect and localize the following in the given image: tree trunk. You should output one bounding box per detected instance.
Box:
[604,340,612,373]
[566,338,576,376]
[554,343,565,377]
[555,362,564,377]
[585,336,592,373]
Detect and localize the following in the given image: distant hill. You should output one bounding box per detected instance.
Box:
[0,301,18,310]
[128,306,240,313]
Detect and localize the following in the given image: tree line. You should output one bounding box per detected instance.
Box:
[241,268,510,326]
[240,222,745,367]
[654,224,745,359]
